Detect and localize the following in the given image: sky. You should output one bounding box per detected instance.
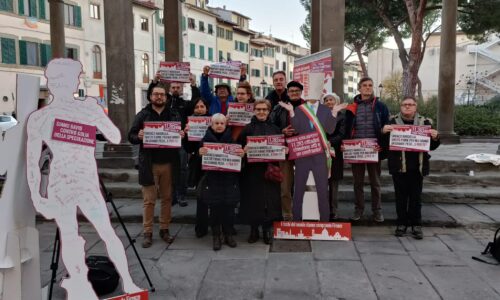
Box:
[208,0,309,48]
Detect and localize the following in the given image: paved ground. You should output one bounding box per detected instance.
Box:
[39,221,500,300]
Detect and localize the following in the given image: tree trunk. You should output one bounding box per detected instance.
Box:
[355,46,368,77]
[417,76,424,102]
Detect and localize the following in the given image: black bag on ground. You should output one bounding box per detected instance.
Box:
[86,255,120,295]
[472,227,500,265]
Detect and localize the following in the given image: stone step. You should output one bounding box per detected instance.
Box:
[97,157,136,169]
[99,168,138,183]
[102,180,500,204]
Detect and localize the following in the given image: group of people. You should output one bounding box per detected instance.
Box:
[128,67,440,251]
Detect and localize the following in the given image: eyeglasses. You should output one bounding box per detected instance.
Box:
[152,93,166,97]
[401,103,416,107]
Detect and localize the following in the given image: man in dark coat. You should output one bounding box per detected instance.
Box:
[279,91,336,222]
[128,84,185,248]
[265,70,290,108]
[382,96,440,239]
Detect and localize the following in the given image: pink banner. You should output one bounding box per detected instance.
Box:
[227,103,254,126]
[143,121,182,148]
[202,143,242,172]
[342,138,378,163]
[246,135,286,163]
[389,125,431,152]
[51,118,96,147]
[286,132,324,160]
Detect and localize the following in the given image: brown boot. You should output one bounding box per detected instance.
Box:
[159,229,174,244]
[142,232,153,248]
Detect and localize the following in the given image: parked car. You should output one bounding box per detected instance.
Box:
[0,115,17,132]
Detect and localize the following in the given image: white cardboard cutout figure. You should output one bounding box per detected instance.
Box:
[0,74,41,300]
[26,59,142,299]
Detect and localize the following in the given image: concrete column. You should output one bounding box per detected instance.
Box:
[164,0,182,61]
[437,0,460,144]
[310,0,345,101]
[103,0,136,142]
[48,0,65,58]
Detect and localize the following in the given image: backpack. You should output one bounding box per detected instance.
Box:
[86,255,120,295]
[472,227,500,265]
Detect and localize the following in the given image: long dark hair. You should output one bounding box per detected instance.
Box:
[189,97,210,116]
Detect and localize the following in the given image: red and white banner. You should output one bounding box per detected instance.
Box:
[293,48,333,97]
[52,118,96,147]
[227,103,254,126]
[274,221,351,241]
[389,125,431,152]
[158,61,191,83]
[286,132,324,160]
[343,138,379,163]
[143,121,181,148]
[246,135,286,163]
[202,143,242,172]
[187,116,211,141]
[105,290,149,300]
[209,61,242,80]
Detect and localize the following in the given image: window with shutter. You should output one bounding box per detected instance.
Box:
[1,38,16,64]
[40,44,51,66]
[28,0,36,17]
[38,0,45,19]
[208,48,213,61]
[0,0,14,12]
[159,36,165,52]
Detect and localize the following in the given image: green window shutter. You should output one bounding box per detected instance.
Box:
[155,11,160,24]
[159,36,165,52]
[182,17,186,31]
[18,0,24,15]
[19,40,27,65]
[74,6,81,27]
[189,43,195,57]
[40,44,51,66]
[199,45,204,59]
[38,0,45,19]
[208,47,213,61]
[0,0,14,12]
[28,0,36,17]
[1,38,16,64]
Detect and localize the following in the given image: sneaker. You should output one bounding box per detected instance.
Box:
[373,211,384,223]
[395,225,407,237]
[159,229,174,244]
[142,233,153,248]
[350,211,363,221]
[178,198,188,207]
[411,226,423,240]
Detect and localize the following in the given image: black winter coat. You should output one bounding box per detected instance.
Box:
[265,89,290,108]
[328,110,347,180]
[200,127,240,206]
[128,104,180,186]
[183,113,210,188]
[239,117,283,224]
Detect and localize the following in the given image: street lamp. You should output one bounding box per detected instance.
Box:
[260,79,267,98]
[378,83,383,98]
[466,79,472,105]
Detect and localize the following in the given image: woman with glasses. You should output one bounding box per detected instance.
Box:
[239,99,283,244]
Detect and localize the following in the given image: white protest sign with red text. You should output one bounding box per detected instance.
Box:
[187,116,211,141]
[143,121,181,148]
[158,61,191,83]
[389,125,431,152]
[293,48,333,96]
[246,135,286,163]
[227,103,254,126]
[342,138,379,163]
[274,221,351,241]
[105,290,149,300]
[209,61,242,80]
[202,143,242,172]
[286,132,324,160]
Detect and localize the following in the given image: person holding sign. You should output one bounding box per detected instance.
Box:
[198,114,245,250]
[200,65,246,115]
[129,84,185,248]
[344,77,390,223]
[382,96,440,239]
[279,82,336,222]
[270,81,305,220]
[239,99,283,244]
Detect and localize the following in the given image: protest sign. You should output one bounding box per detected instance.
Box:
[143,121,181,148]
[274,221,351,241]
[342,138,378,163]
[286,132,324,160]
[246,135,286,163]
[52,118,97,147]
[389,125,431,152]
[227,103,254,126]
[293,48,333,97]
[202,143,242,172]
[187,116,211,141]
[209,61,242,80]
[106,290,149,300]
[158,61,191,83]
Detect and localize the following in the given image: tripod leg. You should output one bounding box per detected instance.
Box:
[48,230,61,300]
